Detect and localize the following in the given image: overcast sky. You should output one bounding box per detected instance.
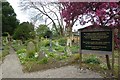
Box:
[7,0,30,23]
[6,0,91,31]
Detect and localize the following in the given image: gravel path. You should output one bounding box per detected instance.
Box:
[0,47,103,78]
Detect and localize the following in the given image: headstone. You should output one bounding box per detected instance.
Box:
[5,37,8,44]
[27,41,35,57]
[38,50,45,60]
[18,40,22,45]
[67,38,72,47]
[66,47,72,55]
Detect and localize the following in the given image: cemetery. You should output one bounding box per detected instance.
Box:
[1,1,120,79]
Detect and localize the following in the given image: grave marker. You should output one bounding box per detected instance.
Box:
[27,41,35,57]
[38,51,45,60]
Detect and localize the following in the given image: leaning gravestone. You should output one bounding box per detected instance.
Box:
[27,41,36,57]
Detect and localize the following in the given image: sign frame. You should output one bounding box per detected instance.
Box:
[79,27,115,76]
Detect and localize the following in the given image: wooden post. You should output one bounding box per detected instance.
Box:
[118,49,120,80]
[118,28,120,80]
[79,30,82,69]
[106,55,111,70]
[112,29,115,77]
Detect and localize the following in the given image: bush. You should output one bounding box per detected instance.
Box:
[54,45,65,52]
[16,49,38,64]
[46,52,57,58]
[70,45,79,53]
[38,57,49,64]
[56,55,68,60]
[1,45,10,60]
[40,39,50,47]
[17,49,26,54]
[13,22,35,40]
[84,55,100,64]
[58,38,67,46]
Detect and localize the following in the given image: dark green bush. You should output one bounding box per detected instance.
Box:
[13,22,35,40]
[58,38,67,46]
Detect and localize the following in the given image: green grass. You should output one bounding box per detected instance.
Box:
[12,43,26,51]
[70,45,79,53]
[82,52,119,78]
[0,45,10,61]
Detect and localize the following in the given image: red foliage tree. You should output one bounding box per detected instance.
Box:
[61,2,120,48]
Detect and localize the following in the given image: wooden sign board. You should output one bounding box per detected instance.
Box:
[79,28,114,55]
[78,26,115,76]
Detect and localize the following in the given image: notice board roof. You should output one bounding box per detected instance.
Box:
[78,25,113,32]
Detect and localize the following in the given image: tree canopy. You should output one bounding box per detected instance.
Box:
[13,22,34,40]
[61,2,120,48]
[36,24,51,38]
[2,2,19,35]
[61,2,120,29]
[20,1,65,36]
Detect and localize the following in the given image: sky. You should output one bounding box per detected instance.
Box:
[7,0,30,23]
[6,0,91,31]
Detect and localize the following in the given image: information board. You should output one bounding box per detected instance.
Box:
[81,31,112,52]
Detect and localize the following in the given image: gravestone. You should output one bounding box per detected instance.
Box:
[66,47,72,55]
[67,38,72,47]
[27,41,35,57]
[17,40,22,46]
[38,50,45,60]
[5,37,8,44]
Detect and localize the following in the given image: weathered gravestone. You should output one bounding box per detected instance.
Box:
[66,47,72,55]
[38,50,45,60]
[17,40,22,46]
[5,37,8,44]
[35,36,40,52]
[27,41,36,57]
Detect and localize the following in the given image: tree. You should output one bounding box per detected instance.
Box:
[20,1,65,36]
[13,22,34,41]
[36,24,49,38]
[51,25,61,38]
[61,2,120,47]
[2,2,19,35]
[0,2,2,36]
[44,30,52,39]
[61,2,120,29]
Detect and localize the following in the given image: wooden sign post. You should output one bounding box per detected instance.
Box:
[79,27,114,76]
[118,49,120,80]
[118,29,120,80]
